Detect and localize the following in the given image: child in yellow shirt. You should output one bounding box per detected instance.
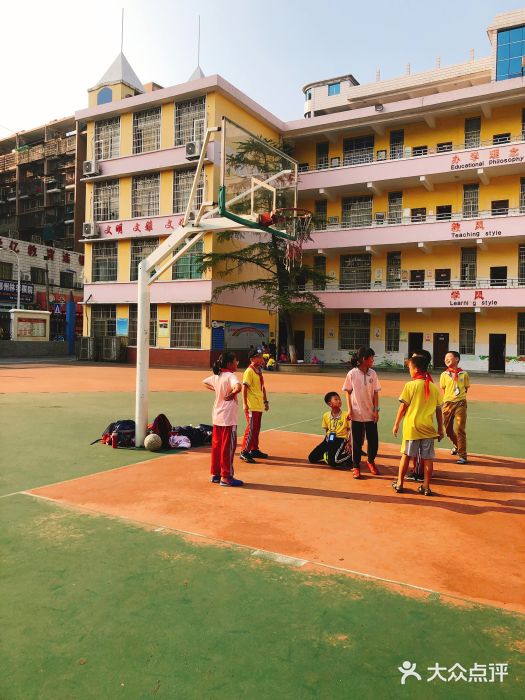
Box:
[440,351,470,465]
[392,355,444,496]
[308,392,352,469]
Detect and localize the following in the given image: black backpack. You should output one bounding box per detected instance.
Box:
[93,419,136,447]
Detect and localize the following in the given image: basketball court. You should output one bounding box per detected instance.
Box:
[3,119,525,696]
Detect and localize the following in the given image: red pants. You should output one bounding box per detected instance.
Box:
[211,425,237,479]
[242,410,262,453]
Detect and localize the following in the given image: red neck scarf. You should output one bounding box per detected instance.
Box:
[220,368,233,373]
[250,362,265,391]
[447,366,463,383]
[413,371,434,399]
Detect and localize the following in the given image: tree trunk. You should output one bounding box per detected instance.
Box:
[283,310,297,364]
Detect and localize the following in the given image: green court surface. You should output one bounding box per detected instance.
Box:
[1,494,524,699]
[1,392,524,496]
[1,389,524,698]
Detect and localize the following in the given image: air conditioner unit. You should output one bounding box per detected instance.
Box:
[185,141,203,160]
[83,159,100,176]
[83,222,97,238]
[22,273,31,281]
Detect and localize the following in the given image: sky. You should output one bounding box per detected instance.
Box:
[0,0,521,137]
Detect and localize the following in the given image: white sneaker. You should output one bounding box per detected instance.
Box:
[451,446,458,455]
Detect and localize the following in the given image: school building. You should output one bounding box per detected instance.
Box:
[78,9,525,373]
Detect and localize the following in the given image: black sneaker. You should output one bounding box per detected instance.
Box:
[240,451,256,464]
[406,471,418,481]
[250,449,268,459]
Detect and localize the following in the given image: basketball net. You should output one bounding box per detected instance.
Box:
[268,208,312,270]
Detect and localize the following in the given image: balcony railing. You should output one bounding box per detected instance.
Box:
[312,207,522,232]
[299,133,525,173]
[309,278,524,292]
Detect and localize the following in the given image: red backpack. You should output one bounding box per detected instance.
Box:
[148,413,172,449]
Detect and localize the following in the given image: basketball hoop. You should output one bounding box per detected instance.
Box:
[258,207,312,269]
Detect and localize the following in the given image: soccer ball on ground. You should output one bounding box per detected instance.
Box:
[144,433,162,451]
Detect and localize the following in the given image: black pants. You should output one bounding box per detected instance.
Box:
[308,436,351,468]
[351,420,378,468]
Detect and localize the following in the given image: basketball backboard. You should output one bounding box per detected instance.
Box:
[218,117,300,239]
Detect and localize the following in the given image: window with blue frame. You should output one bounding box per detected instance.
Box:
[496,25,525,80]
[327,82,340,96]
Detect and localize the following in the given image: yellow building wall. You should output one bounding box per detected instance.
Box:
[117,240,131,282]
[86,122,95,160]
[159,171,174,215]
[120,113,133,157]
[292,104,525,169]
[119,176,132,220]
[156,303,171,348]
[161,103,174,149]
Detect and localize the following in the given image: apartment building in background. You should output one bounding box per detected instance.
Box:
[79,9,525,373]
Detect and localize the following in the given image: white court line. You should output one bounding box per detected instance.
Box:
[23,491,482,604]
[264,416,318,432]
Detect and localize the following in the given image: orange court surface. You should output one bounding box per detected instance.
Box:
[15,363,524,616]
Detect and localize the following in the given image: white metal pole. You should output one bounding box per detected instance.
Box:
[15,252,20,309]
[135,261,150,447]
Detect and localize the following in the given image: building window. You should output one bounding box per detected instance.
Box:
[128,303,158,346]
[496,25,525,80]
[386,251,401,288]
[94,118,120,160]
[132,174,160,218]
[60,271,74,288]
[313,255,326,290]
[97,87,113,105]
[411,207,426,222]
[464,117,481,149]
[339,313,370,350]
[0,261,13,279]
[459,312,476,355]
[343,135,374,165]
[92,241,118,282]
[327,82,340,96]
[340,254,371,290]
[315,143,329,170]
[342,196,372,228]
[522,109,525,140]
[312,314,325,349]
[314,200,327,230]
[385,313,400,352]
[173,168,204,213]
[133,108,161,154]
[437,142,453,152]
[306,90,312,100]
[412,145,428,157]
[518,313,525,354]
[518,245,525,284]
[460,247,477,287]
[436,205,452,220]
[389,130,404,159]
[387,192,402,224]
[130,237,159,281]
[462,183,479,219]
[491,199,509,216]
[93,180,119,222]
[91,304,116,338]
[520,179,525,213]
[172,239,204,279]
[170,303,201,348]
[174,96,206,146]
[30,267,46,285]
[493,132,511,144]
